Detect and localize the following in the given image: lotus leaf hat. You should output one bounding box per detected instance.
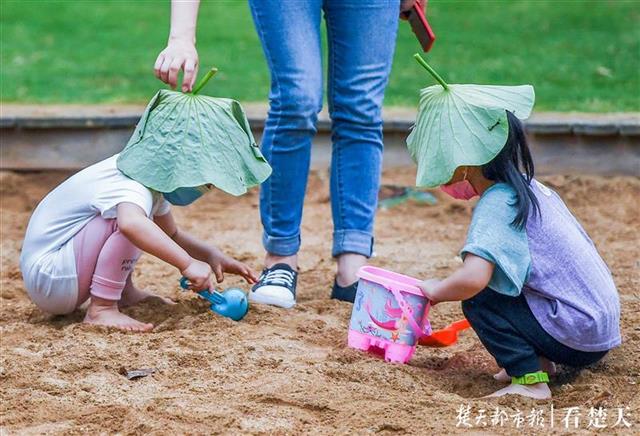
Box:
[117,68,272,196]
[406,55,535,188]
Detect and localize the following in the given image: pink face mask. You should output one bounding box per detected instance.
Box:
[440,170,479,200]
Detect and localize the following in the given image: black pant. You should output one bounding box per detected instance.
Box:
[461,288,608,377]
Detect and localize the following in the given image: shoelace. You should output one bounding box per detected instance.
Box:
[262,269,295,288]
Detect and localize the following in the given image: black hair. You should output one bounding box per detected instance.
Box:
[481,111,540,229]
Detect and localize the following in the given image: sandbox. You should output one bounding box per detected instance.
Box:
[1,169,638,434]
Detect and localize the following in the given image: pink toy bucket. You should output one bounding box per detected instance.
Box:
[348,266,432,364]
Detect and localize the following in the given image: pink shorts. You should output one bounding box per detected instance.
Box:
[25,215,140,315]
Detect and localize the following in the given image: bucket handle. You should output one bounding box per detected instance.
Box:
[388,286,427,338]
[421,296,432,336]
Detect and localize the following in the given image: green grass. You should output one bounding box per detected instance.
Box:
[1,0,639,111]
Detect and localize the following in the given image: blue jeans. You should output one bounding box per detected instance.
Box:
[249,0,399,258]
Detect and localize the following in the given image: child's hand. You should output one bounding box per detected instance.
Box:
[418,256,494,304]
[154,38,199,92]
[181,259,213,291]
[220,257,259,284]
[419,278,442,304]
[153,213,259,285]
[208,249,259,284]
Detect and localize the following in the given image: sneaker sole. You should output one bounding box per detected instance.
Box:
[249,292,296,309]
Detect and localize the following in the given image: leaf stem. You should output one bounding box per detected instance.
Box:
[413,54,448,90]
[192,67,218,95]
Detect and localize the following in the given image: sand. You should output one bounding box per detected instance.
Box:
[1,169,638,435]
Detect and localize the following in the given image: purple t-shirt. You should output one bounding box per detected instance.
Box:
[462,179,621,352]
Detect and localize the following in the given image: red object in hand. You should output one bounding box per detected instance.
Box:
[405,0,436,52]
[419,319,471,347]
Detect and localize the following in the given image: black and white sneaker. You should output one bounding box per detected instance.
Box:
[249,263,297,309]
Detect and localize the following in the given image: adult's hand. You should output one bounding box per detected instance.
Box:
[400,0,421,20]
[153,0,201,92]
[154,39,199,92]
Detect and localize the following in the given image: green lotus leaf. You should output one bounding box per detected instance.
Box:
[117,74,271,196]
[406,55,535,188]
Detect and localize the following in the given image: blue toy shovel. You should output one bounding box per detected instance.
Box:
[179,277,249,321]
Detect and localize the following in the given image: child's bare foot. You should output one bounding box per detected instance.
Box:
[494,358,557,382]
[119,277,175,308]
[84,297,153,332]
[493,369,510,382]
[539,357,557,375]
[484,382,551,400]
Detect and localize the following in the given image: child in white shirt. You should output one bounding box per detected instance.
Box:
[20,154,259,331]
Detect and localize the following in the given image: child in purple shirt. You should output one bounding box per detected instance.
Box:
[419,112,621,399]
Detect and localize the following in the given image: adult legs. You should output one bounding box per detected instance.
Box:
[324,0,400,286]
[249,0,324,267]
